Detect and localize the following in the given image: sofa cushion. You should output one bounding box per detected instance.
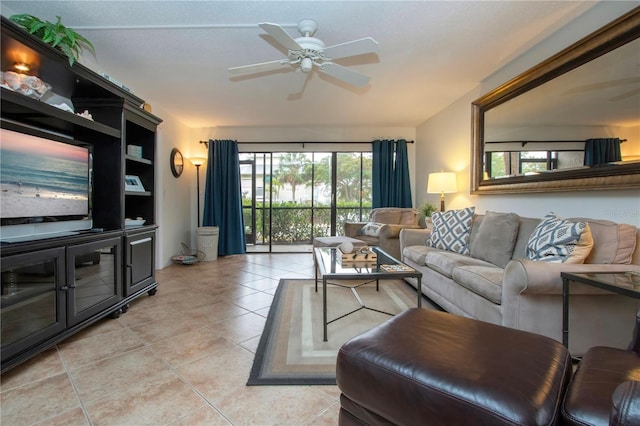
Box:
[403,245,438,265]
[452,266,504,304]
[430,207,475,255]
[370,209,402,224]
[526,213,591,263]
[425,251,494,279]
[358,222,386,237]
[399,210,419,226]
[355,235,380,246]
[511,217,541,260]
[565,223,595,264]
[469,211,520,268]
[570,218,637,264]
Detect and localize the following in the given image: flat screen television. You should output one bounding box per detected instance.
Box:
[0,126,93,242]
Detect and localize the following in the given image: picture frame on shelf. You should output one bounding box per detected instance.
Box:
[125,175,145,192]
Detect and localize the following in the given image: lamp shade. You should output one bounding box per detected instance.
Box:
[188,157,207,167]
[427,172,457,194]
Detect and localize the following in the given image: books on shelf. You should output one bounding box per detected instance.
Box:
[127,145,143,158]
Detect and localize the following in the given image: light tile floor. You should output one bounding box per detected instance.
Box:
[1,253,343,425]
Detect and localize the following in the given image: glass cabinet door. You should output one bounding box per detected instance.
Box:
[1,247,66,362]
[67,237,122,326]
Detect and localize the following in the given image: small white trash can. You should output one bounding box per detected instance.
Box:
[196,226,219,261]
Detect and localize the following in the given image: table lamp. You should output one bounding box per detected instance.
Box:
[427,171,457,212]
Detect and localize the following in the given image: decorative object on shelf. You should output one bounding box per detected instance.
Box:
[141,102,152,112]
[76,110,93,120]
[1,71,51,99]
[380,264,414,272]
[339,246,377,262]
[427,171,457,212]
[9,14,94,66]
[339,241,354,254]
[171,243,206,265]
[127,145,143,158]
[124,175,145,192]
[125,217,146,227]
[187,156,207,226]
[170,148,184,178]
[98,72,131,92]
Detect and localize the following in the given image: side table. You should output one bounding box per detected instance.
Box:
[561,271,640,348]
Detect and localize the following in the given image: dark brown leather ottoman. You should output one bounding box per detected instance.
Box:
[336,308,572,426]
[562,346,640,425]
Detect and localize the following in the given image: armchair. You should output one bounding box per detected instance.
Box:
[343,208,419,259]
[562,310,640,425]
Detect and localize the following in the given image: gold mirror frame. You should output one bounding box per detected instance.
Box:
[471,7,640,194]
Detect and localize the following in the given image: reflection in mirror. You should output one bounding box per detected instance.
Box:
[484,37,639,180]
[472,7,640,193]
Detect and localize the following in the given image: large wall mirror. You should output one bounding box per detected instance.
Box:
[471,7,640,194]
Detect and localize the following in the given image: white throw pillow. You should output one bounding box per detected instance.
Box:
[526,213,592,263]
[359,222,386,237]
[430,207,475,255]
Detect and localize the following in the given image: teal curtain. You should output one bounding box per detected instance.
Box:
[584,138,621,166]
[372,140,395,208]
[372,139,412,208]
[202,139,246,256]
[393,139,412,207]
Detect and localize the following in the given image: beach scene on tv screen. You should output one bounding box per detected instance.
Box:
[1,129,89,219]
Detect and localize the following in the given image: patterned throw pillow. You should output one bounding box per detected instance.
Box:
[430,207,475,255]
[359,222,386,237]
[526,213,590,263]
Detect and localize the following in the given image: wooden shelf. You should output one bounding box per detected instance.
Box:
[1,88,121,138]
[125,191,152,197]
[125,155,153,165]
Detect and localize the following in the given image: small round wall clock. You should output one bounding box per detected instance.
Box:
[170,148,184,178]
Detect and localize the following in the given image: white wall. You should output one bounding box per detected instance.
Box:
[415,2,640,227]
[153,106,205,267]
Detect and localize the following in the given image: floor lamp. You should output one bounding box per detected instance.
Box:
[188,157,207,226]
[427,171,457,212]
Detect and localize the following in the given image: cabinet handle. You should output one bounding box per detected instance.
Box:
[131,237,152,246]
[60,285,70,291]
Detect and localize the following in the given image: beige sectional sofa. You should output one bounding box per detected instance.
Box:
[400,211,640,355]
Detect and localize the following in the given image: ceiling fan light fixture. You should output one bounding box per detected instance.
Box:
[300,57,313,73]
[229,19,379,90]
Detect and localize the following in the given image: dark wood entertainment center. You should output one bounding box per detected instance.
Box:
[0,16,162,373]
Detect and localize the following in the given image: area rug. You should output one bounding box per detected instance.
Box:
[247,278,430,385]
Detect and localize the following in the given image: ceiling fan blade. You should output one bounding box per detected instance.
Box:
[259,22,303,51]
[229,59,290,75]
[320,62,371,87]
[323,37,379,60]
[289,70,309,94]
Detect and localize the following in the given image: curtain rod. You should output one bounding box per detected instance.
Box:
[486,139,627,147]
[199,140,414,147]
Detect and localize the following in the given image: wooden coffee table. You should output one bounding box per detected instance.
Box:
[314,246,422,341]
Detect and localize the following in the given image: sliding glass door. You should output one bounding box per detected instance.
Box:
[240,151,371,253]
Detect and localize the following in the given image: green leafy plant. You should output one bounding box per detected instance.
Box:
[421,202,438,218]
[10,14,94,66]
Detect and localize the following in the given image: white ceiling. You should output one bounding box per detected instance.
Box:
[1,1,604,129]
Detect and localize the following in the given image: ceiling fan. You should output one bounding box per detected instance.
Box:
[228,19,379,91]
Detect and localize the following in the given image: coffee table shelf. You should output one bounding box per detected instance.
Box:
[314,246,422,341]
